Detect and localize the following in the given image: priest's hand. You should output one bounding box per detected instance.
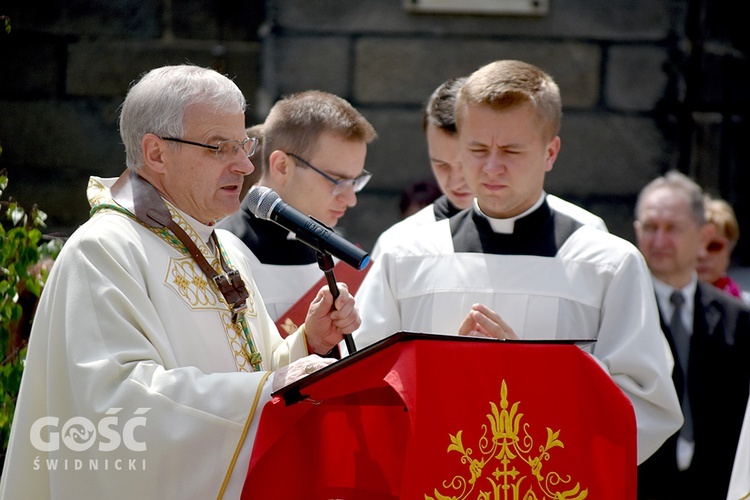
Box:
[273,354,336,392]
[458,303,519,340]
[304,282,360,355]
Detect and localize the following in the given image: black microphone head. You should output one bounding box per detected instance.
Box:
[246,186,280,220]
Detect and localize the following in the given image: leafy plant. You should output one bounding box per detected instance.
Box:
[0,169,64,458]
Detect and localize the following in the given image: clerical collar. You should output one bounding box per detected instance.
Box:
[170,204,215,248]
[473,192,546,234]
[167,202,218,255]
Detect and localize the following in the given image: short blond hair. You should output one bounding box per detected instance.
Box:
[705,195,740,247]
[262,90,377,170]
[455,60,562,142]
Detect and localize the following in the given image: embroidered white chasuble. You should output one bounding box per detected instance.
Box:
[0,177,309,499]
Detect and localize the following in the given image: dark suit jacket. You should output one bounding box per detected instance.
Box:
[638,282,750,499]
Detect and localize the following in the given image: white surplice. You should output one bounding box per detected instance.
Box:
[727,394,750,499]
[371,192,607,262]
[353,195,682,465]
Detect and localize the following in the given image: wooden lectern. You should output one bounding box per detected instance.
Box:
[243,332,636,499]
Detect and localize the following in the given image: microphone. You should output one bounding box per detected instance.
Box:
[246,186,370,271]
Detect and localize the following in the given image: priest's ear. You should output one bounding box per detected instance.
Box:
[141,134,170,174]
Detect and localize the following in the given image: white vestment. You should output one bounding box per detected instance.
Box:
[353,196,682,464]
[371,193,607,261]
[0,177,310,499]
[728,394,750,499]
[240,251,323,321]
[370,203,441,262]
[545,193,608,231]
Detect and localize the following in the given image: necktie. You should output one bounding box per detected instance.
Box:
[670,290,693,442]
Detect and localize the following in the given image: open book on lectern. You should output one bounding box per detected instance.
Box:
[273,331,596,406]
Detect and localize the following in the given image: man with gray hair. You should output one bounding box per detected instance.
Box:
[0,65,361,499]
[634,170,750,499]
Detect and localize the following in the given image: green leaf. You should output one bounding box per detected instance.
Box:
[33,208,48,227]
[0,170,61,454]
[24,278,42,298]
[41,238,63,259]
[9,205,25,226]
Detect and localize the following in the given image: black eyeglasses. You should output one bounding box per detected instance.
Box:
[286,152,372,195]
[160,136,258,160]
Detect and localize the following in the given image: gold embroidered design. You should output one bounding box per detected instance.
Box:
[87,177,112,209]
[243,284,258,319]
[163,250,262,370]
[90,183,263,370]
[220,311,253,372]
[165,257,222,310]
[214,239,262,370]
[280,317,299,335]
[426,380,587,500]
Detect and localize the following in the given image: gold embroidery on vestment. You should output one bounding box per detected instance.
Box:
[165,257,221,310]
[91,187,262,371]
[220,311,253,372]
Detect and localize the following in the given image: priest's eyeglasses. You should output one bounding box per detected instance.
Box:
[161,136,259,160]
[286,152,372,195]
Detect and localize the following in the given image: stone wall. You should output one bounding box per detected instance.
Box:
[0,0,265,235]
[1,0,747,261]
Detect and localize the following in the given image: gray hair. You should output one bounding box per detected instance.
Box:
[635,170,706,225]
[119,65,246,171]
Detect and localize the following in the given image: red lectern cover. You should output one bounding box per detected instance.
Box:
[243,333,636,499]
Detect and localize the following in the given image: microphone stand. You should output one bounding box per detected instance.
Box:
[316,251,357,354]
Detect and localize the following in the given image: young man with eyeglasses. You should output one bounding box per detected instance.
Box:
[217,90,377,328]
[0,65,362,499]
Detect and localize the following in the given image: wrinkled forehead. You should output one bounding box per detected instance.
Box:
[641,207,695,228]
[182,104,247,136]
